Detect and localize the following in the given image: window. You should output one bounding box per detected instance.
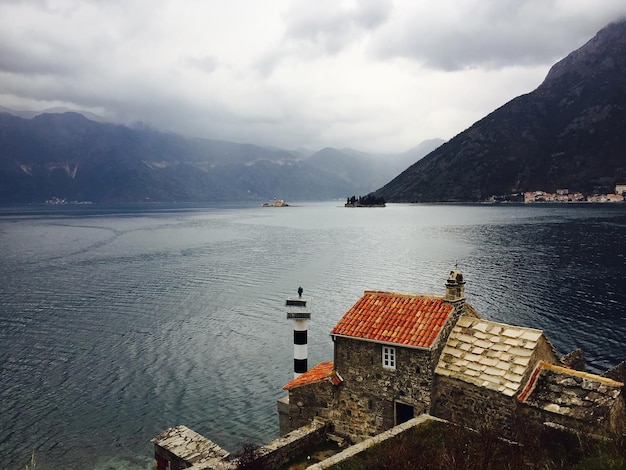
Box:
[382,346,396,370]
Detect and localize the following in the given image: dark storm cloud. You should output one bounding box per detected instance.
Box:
[254,0,393,76]
[282,0,393,53]
[2,0,626,153]
[0,32,77,76]
[371,1,626,71]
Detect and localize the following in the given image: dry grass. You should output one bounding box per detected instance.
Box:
[329,421,626,470]
[24,452,36,470]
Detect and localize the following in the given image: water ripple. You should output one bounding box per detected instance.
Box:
[1,203,625,469]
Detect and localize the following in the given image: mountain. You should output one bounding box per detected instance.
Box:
[0,110,439,203]
[374,20,626,203]
[305,139,444,196]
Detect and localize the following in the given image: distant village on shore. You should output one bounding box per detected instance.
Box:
[491,184,626,203]
[42,185,626,206]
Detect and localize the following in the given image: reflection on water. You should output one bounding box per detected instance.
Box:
[1,202,625,469]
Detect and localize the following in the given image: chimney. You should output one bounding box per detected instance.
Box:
[444,269,466,305]
[286,287,311,378]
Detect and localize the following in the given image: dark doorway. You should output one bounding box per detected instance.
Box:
[395,401,414,425]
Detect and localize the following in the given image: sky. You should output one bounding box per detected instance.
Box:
[1,1,625,153]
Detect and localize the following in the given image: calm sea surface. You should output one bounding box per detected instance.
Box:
[1,201,625,469]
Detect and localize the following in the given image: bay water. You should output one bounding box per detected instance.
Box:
[1,201,625,469]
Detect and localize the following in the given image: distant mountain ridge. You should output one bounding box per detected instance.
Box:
[0,110,440,204]
[7,20,623,205]
[306,139,444,194]
[374,19,626,202]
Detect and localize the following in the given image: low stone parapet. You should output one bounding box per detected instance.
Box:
[258,418,332,469]
[307,414,442,470]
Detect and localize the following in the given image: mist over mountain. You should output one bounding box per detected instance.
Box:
[3,21,624,205]
[0,110,438,204]
[307,139,444,194]
[374,20,626,202]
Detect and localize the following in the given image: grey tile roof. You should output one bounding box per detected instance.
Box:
[435,315,544,396]
[519,361,624,424]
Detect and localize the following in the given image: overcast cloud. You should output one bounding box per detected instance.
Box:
[1,0,625,153]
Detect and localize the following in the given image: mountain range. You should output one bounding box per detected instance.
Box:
[374,19,626,202]
[0,109,442,204]
[1,20,625,204]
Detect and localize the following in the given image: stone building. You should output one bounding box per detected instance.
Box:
[282,270,476,440]
[281,269,626,443]
[432,316,559,436]
[153,269,625,468]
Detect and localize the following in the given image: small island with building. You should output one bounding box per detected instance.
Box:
[262,198,289,207]
[345,194,386,207]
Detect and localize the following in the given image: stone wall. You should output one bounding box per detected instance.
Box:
[604,360,626,382]
[152,421,332,470]
[277,395,290,435]
[533,336,560,370]
[287,379,338,431]
[611,391,626,432]
[258,419,331,469]
[518,365,626,435]
[332,336,434,443]
[431,375,517,436]
[151,425,232,470]
[154,446,192,470]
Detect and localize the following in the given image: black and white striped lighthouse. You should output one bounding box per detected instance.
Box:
[286,287,311,378]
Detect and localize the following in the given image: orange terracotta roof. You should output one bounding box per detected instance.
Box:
[330,291,453,349]
[283,361,337,390]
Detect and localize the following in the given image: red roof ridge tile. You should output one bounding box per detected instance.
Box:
[283,361,336,390]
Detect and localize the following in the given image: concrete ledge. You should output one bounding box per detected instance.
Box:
[152,425,231,470]
[308,415,443,469]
